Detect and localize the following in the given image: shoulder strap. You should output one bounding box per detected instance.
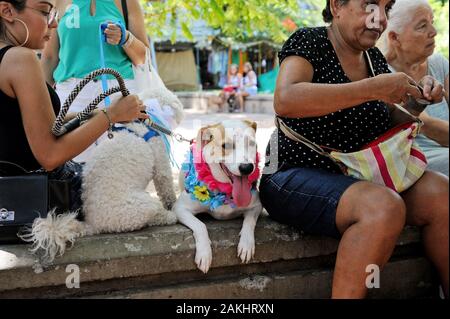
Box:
[365,50,376,77]
[0,46,13,65]
[121,0,129,29]
[275,117,333,158]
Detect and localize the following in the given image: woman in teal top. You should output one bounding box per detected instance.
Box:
[41,0,149,161]
[42,0,149,112]
[383,0,449,178]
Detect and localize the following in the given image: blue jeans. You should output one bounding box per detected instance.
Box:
[259,163,359,239]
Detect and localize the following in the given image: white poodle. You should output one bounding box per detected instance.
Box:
[22,90,184,262]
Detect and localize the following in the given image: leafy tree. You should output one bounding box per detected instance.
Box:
[141,0,300,43]
[429,0,449,58]
[142,0,448,58]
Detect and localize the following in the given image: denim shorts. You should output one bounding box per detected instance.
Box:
[259,163,359,239]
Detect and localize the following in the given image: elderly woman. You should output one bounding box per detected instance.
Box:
[382,0,449,176]
[259,0,448,298]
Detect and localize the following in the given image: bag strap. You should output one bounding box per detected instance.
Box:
[52,68,130,137]
[0,160,47,175]
[0,160,30,174]
[121,0,129,30]
[274,117,334,159]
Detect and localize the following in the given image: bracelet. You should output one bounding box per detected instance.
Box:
[101,109,114,139]
[121,31,135,49]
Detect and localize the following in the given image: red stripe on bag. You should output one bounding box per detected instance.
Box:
[372,145,396,190]
[410,148,428,164]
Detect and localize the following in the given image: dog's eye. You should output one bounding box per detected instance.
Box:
[222,142,233,150]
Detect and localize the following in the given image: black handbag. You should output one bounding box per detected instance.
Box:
[0,161,80,244]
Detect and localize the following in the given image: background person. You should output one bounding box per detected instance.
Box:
[382,0,449,176]
[259,0,448,299]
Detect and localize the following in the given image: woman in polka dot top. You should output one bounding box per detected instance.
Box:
[259,0,448,299]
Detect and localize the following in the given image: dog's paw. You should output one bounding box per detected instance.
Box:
[195,243,212,274]
[237,235,255,264]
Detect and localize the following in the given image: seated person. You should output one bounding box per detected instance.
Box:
[382,0,449,176]
[209,64,242,112]
[236,62,258,112]
[0,0,146,212]
[259,0,448,299]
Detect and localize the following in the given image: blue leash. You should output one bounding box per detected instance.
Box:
[147,113,179,169]
[98,22,178,168]
[98,21,127,107]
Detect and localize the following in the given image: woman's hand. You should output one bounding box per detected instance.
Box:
[371,72,423,105]
[419,75,445,104]
[108,95,149,123]
[104,23,125,46]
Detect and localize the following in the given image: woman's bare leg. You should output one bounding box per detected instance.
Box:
[238,92,249,112]
[332,182,406,298]
[401,171,449,298]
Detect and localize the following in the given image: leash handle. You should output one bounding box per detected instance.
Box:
[52,68,129,137]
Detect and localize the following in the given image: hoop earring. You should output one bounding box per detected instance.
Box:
[11,18,30,47]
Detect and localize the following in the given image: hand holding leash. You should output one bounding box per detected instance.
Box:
[101,21,127,46]
[109,95,148,124]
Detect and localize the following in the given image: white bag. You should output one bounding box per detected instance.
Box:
[133,49,184,129]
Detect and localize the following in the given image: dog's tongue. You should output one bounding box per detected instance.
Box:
[231,175,252,208]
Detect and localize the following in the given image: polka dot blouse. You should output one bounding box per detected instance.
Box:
[266,27,392,174]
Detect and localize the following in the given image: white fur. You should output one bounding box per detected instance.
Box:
[173,120,262,274]
[19,210,89,262]
[23,93,184,263]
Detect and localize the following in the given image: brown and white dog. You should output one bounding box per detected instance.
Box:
[173,120,263,273]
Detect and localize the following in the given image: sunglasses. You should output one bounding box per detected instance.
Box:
[25,6,59,26]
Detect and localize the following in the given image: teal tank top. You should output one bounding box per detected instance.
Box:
[54,0,134,82]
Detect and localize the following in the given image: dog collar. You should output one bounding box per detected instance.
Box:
[112,124,159,142]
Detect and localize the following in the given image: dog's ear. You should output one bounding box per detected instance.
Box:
[244,120,257,132]
[197,125,215,150]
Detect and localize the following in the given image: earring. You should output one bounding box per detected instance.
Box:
[7,18,30,47]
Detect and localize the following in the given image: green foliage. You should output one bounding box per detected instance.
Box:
[429,0,449,58]
[142,0,448,58]
[141,0,300,43]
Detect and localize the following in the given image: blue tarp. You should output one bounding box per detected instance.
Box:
[258,67,279,93]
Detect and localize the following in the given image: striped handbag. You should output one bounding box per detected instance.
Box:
[275,52,428,193]
[276,116,427,193]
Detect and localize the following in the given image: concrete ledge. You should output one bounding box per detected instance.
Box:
[0,216,434,298]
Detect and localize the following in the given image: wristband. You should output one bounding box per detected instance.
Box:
[100,21,127,46]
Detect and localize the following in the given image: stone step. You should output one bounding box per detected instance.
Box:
[0,216,433,298]
[90,258,434,299]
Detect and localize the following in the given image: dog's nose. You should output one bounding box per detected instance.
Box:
[239,163,255,176]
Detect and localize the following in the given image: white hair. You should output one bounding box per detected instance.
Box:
[379,0,432,54]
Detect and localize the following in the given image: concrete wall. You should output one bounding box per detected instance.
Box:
[176,92,275,114]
